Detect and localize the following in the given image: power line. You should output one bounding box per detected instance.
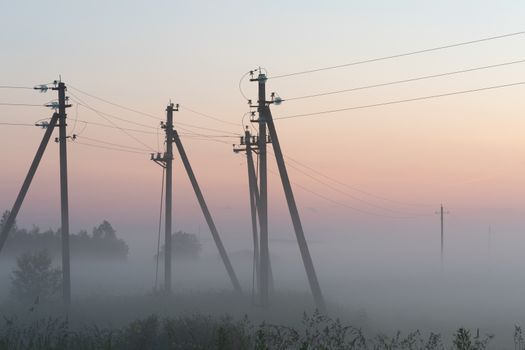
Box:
[272,151,431,216]
[69,84,240,136]
[284,59,525,102]
[74,101,159,130]
[282,153,434,207]
[78,136,152,152]
[0,103,44,107]
[0,122,36,127]
[267,167,424,219]
[0,85,34,90]
[68,84,161,121]
[174,120,240,136]
[270,30,525,79]
[179,105,240,126]
[68,91,156,152]
[73,140,148,155]
[72,119,158,134]
[276,81,525,120]
[238,70,252,101]
[179,135,232,145]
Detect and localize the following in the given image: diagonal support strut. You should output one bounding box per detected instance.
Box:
[0,113,59,253]
[173,130,242,294]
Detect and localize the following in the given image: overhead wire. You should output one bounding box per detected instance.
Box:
[68,84,161,121]
[0,102,45,107]
[282,153,434,207]
[270,151,432,216]
[178,105,240,126]
[283,59,525,102]
[275,81,525,120]
[0,85,34,90]
[269,30,525,79]
[174,120,240,136]
[0,122,36,127]
[72,119,158,134]
[73,140,149,155]
[75,101,158,130]
[68,91,157,152]
[69,83,240,136]
[264,164,424,219]
[78,135,152,152]
[238,70,253,101]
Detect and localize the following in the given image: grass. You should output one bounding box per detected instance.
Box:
[0,291,502,350]
[0,309,497,350]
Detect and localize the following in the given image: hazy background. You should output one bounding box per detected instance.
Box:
[2,0,525,346]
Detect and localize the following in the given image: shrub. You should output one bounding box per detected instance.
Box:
[9,250,62,303]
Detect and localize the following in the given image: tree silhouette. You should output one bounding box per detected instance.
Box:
[10,250,61,302]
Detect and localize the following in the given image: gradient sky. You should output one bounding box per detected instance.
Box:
[2,0,525,253]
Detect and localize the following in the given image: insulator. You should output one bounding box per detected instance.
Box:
[34,85,49,93]
[46,101,60,109]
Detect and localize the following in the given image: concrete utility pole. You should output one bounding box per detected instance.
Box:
[152,103,241,294]
[234,127,277,303]
[245,129,260,290]
[173,129,242,294]
[251,72,270,307]
[152,103,176,293]
[240,69,326,311]
[1,80,72,309]
[164,103,175,293]
[234,128,261,295]
[55,82,72,307]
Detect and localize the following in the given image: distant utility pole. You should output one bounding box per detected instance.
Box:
[436,204,449,268]
[151,103,177,293]
[0,80,72,309]
[151,103,242,294]
[238,69,326,311]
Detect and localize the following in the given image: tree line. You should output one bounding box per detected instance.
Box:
[0,211,128,260]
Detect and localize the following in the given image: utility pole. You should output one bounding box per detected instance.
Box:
[1,81,72,308]
[242,69,326,311]
[164,103,174,293]
[436,204,449,269]
[151,103,176,293]
[234,127,261,297]
[151,103,241,294]
[251,71,270,307]
[54,81,72,308]
[234,126,276,303]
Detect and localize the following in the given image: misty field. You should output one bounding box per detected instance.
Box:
[3,231,525,349]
